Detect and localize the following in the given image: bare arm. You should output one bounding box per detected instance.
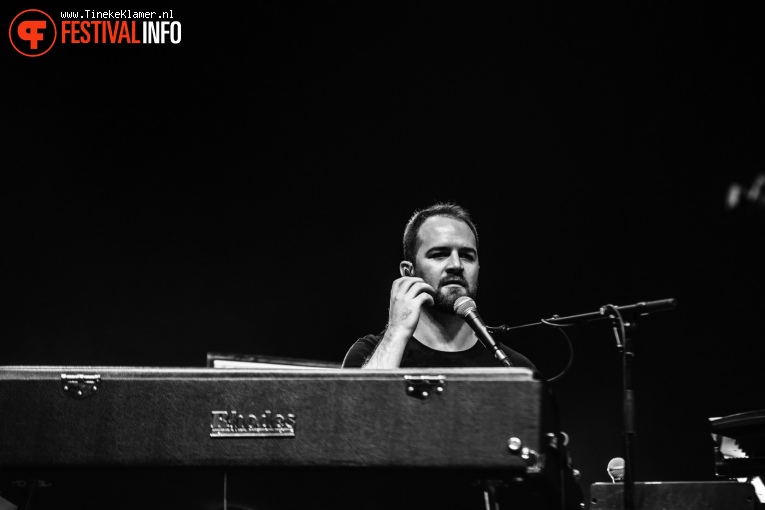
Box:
[362,276,434,368]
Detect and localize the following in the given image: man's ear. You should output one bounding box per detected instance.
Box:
[400,261,413,277]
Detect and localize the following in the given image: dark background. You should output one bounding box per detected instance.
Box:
[3,1,764,507]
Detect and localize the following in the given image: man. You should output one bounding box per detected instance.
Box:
[342,202,536,369]
[340,204,587,510]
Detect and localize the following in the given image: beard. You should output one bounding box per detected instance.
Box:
[432,279,478,314]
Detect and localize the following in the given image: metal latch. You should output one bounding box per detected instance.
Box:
[61,373,101,399]
[404,375,445,400]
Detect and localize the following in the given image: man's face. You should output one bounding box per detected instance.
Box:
[412,215,479,313]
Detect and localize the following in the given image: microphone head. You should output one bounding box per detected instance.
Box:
[453,296,477,317]
[607,457,625,482]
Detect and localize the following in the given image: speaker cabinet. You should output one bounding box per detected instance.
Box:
[590,481,760,510]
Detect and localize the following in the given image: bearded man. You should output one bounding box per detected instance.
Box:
[342,202,536,369]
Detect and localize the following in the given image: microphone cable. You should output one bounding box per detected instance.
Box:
[489,319,574,382]
[538,317,575,382]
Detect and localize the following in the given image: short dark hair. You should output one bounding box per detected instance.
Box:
[402,202,479,263]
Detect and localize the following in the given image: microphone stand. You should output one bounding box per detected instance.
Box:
[604,304,636,510]
[489,298,677,510]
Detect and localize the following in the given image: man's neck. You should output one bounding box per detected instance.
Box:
[413,307,478,352]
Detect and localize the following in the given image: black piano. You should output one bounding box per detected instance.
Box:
[711,408,765,480]
[0,366,583,510]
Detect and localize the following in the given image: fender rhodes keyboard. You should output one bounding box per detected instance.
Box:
[0,366,581,510]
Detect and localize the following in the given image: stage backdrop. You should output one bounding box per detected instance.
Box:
[4,1,763,506]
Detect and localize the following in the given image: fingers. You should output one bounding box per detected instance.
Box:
[394,276,435,298]
[415,290,435,308]
[405,281,436,301]
[387,277,435,334]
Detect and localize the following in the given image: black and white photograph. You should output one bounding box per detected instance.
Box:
[2,2,763,509]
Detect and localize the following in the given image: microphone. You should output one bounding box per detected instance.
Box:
[453,297,513,367]
[607,457,625,482]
